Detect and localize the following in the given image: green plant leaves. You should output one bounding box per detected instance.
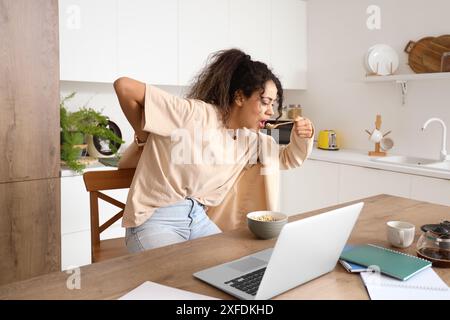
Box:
[60,92,124,172]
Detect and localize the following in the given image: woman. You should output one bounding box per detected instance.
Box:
[114,48,314,253]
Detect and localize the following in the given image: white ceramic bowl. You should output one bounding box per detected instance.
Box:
[247,211,288,239]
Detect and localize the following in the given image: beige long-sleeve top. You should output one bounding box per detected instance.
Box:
[119,84,314,229]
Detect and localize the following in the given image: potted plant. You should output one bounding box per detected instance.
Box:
[60,92,124,172]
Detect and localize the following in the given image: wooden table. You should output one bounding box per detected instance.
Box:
[0,194,449,300]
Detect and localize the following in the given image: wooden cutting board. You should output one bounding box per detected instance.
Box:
[442,53,450,72]
[404,36,435,73]
[423,42,447,72]
[433,35,450,72]
[423,35,450,72]
[405,35,450,73]
[433,34,450,48]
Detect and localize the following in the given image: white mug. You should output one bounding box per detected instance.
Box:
[380,137,394,151]
[387,221,415,248]
[369,129,383,143]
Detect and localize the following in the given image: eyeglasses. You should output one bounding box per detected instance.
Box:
[260,96,279,109]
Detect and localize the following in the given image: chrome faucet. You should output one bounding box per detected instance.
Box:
[422,117,449,161]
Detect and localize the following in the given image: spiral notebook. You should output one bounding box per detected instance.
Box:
[360,268,450,300]
[339,245,370,273]
[339,244,431,281]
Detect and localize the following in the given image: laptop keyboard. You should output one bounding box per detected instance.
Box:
[224,267,266,296]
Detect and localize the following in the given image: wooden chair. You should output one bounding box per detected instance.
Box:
[83,168,135,263]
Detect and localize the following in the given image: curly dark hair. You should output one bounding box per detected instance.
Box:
[186,48,283,124]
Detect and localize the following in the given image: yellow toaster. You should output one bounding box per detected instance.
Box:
[318,130,339,150]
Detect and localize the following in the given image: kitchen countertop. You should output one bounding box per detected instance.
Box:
[61,148,450,180]
[61,161,118,177]
[309,148,450,180]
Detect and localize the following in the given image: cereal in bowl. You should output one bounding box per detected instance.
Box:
[254,215,277,222]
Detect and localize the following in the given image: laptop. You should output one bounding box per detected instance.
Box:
[193,202,364,300]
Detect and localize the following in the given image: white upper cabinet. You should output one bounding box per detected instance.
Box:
[59,0,118,82]
[59,0,307,88]
[271,0,307,89]
[178,0,230,86]
[229,0,271,64]
[117,0,178,85]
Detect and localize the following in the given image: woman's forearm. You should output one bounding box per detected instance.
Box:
[113,77,148,142]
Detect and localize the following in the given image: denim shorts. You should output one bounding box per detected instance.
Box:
[125,198,221,253]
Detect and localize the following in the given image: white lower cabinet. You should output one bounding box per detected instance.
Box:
[410,175,450,206]
[61,173,127,270]
[61,230,91,271]
[338,164,410,203]
[280,159,450,215]
[280,159,339,215]
[61,175,91,235]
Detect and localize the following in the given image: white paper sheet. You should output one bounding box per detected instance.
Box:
[118,281,220,300]
[360,268,450,300]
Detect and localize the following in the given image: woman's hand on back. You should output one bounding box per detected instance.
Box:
[113,77,148,142]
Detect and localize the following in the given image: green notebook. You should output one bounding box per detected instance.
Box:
[339,244,431,281]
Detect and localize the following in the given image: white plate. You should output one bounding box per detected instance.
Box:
[364,46,375,72]
[365,44,399,75]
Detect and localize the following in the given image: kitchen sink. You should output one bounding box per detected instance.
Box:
[370,156,450,172]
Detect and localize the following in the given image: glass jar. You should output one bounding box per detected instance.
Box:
[416,230,450,268]
[287,104,302,119]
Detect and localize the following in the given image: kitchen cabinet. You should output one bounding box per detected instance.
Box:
[338,164,410,203]
[117,0,178,85]
[61,175,91,235]
[1,0,60,285]
[0,178,60,284]
[229,0,271,64]
[410,175,450,206]
[271,0,307,89]
[281,159,450,215]
[280,159,339,215]
[59,0,117,82]
[178,0,229,85]
[59,0,308,88]
[61,230,91,270]
[178,0,307,88]
[60,172,126,270]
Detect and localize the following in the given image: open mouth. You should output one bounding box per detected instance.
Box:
[259,120,266,129]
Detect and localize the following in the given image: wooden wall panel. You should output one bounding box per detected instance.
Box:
[0,178,60,285]
[0,0,61,285]
[0,0,60,183]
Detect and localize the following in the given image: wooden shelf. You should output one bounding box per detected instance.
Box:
[364,72,450,82]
